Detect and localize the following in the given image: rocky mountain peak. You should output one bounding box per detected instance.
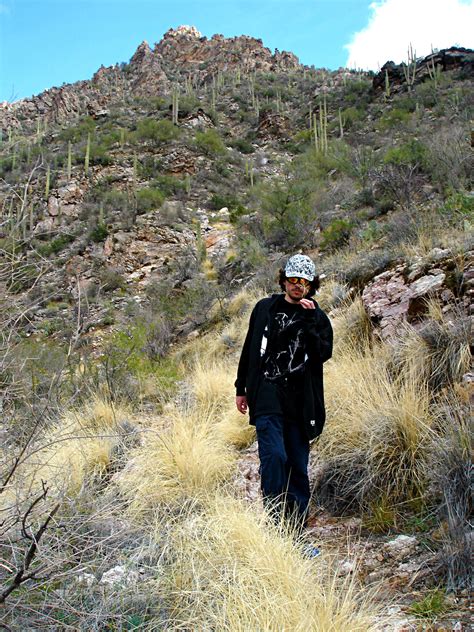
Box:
[163,25,202,39]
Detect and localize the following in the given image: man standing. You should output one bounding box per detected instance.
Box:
[235,254,333,530]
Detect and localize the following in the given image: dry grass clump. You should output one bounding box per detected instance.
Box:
[390,301,471,392]
[117,403,237,514]
[159,495,381,631]
[191,360,236,409]
[330,296,373,354]
[215,405,256,448]
[316,278,351,312]
[4,397,129,504]
[317,341,436,514]
[428,390,473,591]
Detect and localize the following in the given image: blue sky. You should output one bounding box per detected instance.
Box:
[1,0,473,102]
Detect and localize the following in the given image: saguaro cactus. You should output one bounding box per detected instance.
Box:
[172,86,179,125]
[402,44,417,91]
[84,133,91,175]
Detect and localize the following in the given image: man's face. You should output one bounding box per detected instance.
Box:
[284,277,309,303]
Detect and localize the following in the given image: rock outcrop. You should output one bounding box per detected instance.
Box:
[362,248,474,339]
[372,46,474,93]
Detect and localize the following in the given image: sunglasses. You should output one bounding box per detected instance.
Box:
[286,277,310,287]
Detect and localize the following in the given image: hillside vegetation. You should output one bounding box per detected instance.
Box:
[0,29,472,629]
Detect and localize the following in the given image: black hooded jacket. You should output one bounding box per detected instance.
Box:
[235,294,333,440]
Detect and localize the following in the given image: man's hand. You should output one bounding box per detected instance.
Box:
[236,395,248,414]
[299,298,315,309]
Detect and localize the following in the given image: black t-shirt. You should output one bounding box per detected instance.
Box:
[253,295,308,423]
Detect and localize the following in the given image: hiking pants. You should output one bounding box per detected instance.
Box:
[254,414,311,526]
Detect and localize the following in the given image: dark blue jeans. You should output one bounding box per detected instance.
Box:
[255,414,310,527]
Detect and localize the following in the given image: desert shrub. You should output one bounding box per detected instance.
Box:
[208,192,241,212]
[151,174,186,196]
[36,233,75,257]
[425,124,474,191]
[101,188,129,218]
[227,234,267,275]
[370,163,422,210]
[343,250,398,289]
[136,187,165,213]
[377,108,412,130]
[137,155,164,179]
[89,222,108,243]
[383,139,428,170]
[88,140,112,166]
[338,106,365,130]
[230,137,255,154]
[6,263,38,293]
[320,219,354,252]
[343,77,372,106]
[99,267,126,292]
[195,129,227,156]
[134,118,180,144]
[58,116,96,143]
[438,191,474,231]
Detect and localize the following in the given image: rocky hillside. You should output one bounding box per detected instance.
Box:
[0,28,472,630]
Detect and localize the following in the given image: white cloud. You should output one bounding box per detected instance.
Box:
[345,0,474,70]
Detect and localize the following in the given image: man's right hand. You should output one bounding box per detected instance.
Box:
[236,395,248,414]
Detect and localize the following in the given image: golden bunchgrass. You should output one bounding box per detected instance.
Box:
[321,336,436,504]
[160,495,381,631]
[215,404,256,448]
[117,403,237,514]
[3,397,128,505]
[191,360,236,410]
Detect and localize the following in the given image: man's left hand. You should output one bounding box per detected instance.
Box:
[299,298,315,309]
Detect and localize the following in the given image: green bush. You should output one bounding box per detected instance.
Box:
[89,222,108,243]
[343,78,372,106]
[320,218,354,252]
[230,137,255,154]
[383,139,428,169]
[59,116,96,143]
[136,187,165,213]
[377,108,411,130]
[151,174,185,196]
[36,234,75,257]
[195,129,227,156]
[336,107,365,132]
[440,191,474,224]
[88,141,112,166]
[134,118,180,144]
[102,189,129,217]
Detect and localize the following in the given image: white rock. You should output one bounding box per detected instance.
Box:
[383,535,418,559]
[100,565,139,587]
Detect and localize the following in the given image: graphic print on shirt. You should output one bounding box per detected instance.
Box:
[261,311,308,382]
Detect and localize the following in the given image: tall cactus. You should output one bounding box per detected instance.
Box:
[384,69,391,99]
[45,165,51,199]
[84,133,91,175]
[312,95,328,154]
[172,85,179,125]
[67,141,72,180]
[402,43,417,91]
